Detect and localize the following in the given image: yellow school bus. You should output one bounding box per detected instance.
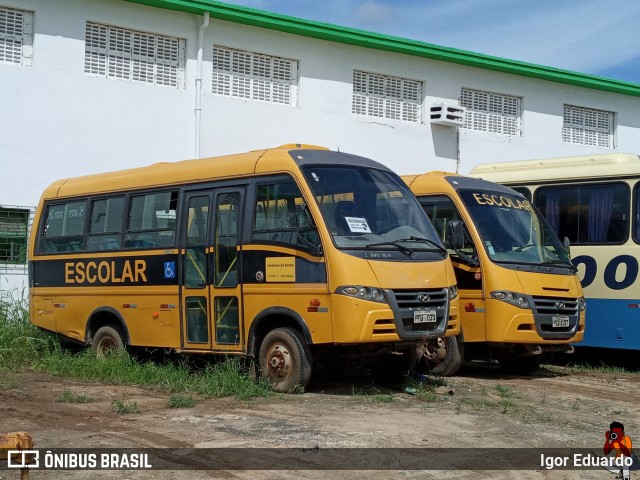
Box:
[30,145,459,391]
[402,172,584,375]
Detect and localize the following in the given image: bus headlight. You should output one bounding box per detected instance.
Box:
[578,296,586,311]
[490,290,529,309]
[448,285,458,300]
[337,286,387,303]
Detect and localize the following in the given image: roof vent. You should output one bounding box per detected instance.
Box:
[430,103,465,127]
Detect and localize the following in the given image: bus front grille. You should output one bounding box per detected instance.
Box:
[531,296,579,316]
[390,288,448,310]
[385,288,449,339]
[529,295,580,339]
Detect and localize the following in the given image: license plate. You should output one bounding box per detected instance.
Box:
[552,316,570,328]
[414,310,437,324]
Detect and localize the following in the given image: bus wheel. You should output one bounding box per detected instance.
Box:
[499,355,541,375]
[258,328,311,393]
[416,336,462,376]
[92,325,125,358]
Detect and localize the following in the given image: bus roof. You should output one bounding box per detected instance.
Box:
[469,153,640,184]
[403,171,521,196]
[41,144,392,199]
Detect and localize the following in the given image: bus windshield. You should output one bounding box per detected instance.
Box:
[458,189,572,267]
[302,166,443,253]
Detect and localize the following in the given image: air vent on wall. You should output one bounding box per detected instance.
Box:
[430,103,465,127]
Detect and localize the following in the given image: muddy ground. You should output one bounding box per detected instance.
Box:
[1,359,639,480]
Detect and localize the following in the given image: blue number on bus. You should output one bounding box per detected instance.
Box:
[604,255,638,290]
[572,254,639,290]
[572,255,597,288]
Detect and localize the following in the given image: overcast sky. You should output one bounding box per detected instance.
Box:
[222,0,640,84]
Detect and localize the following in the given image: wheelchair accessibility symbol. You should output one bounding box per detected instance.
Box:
[164,262,176,279]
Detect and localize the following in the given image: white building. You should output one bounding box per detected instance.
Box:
[2,0,640,292]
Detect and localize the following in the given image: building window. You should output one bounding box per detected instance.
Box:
[84,22,186,89]
[212,45,298,106]
[562,104,615,148]
[352,71,422,123]
[0,6,33,66]
[460,88,522,136]
[0,207,30,265]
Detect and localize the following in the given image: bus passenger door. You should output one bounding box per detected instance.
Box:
[181,189,245,352]
[210,190,244,352]
[182,193,213,350]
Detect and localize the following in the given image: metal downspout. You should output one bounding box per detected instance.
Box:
[195,11,210,159]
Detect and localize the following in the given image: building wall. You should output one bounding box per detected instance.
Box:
[2,0,640,290]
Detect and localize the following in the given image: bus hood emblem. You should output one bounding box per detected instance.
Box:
[556,301,566,309]
[418,293,431,303]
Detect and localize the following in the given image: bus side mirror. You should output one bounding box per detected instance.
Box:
[447,220,465,250]
[563,236,570,255]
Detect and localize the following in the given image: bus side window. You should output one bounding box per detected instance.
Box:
[124,191,178,249]
[536,183,628,244]
[634,184,640,244]
[252,180,320,252]
[40,201,87,253]
[86,196,124,251]
[419,195,462,244]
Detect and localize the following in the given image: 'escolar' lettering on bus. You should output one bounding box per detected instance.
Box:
[64,260,147,284]
[472,192,533,212]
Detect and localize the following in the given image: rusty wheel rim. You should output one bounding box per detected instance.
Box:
[265,341,293,382]
[96,336,117,357]
[424,337,447,364]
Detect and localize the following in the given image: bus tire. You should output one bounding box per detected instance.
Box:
[92,325,125,358]
[500,355,541,375]
[416,336,462,376]
[258,327,312,393]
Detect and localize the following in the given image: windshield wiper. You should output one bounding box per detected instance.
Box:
[541,259,578,273]
[399,236,448,255]
[364,241,414,257]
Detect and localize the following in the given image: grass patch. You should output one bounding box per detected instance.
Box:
[0,291,274,400]
[464,398,496,412]
[494,384,516,398]
[0,289,55,370]
[415,387,438,403]
[547,362,637,375]
[110,399,140,414]
[58,388,91,403]
[352,385,395,404]
[498,398,517,414]
[34,350,272,400]
[167,394,198,409]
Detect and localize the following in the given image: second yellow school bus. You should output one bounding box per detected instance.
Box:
[403,172,585,375]
[30,145,459,391]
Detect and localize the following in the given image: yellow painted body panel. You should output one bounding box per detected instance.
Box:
[31,286,182,348]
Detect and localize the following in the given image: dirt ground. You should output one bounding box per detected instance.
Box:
[1,360,639,480]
